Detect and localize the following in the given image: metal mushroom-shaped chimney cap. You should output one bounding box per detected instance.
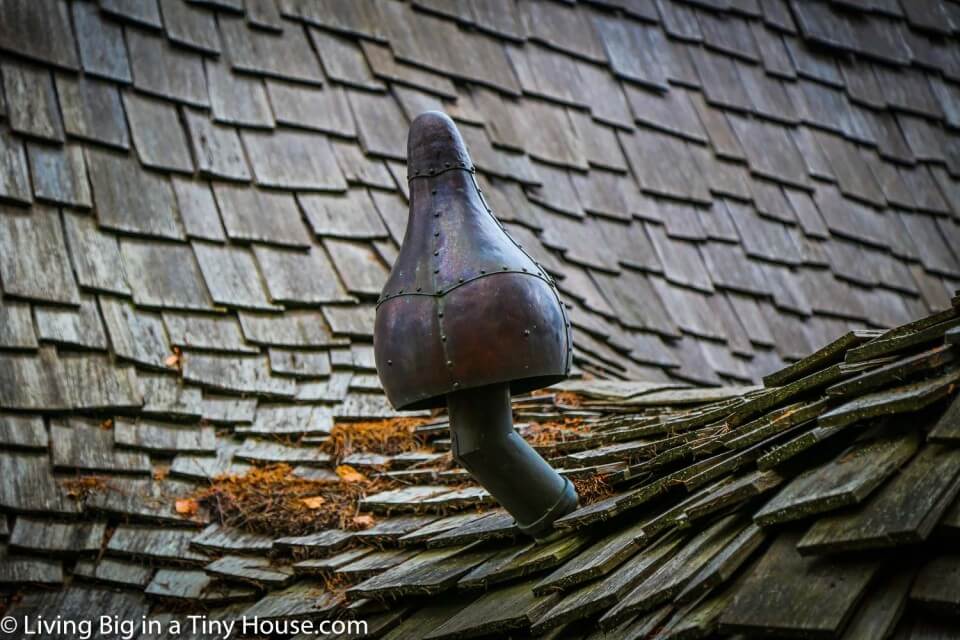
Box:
[375,111,572,411]
[374,111,577,538]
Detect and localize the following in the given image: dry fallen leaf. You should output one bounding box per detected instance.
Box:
[335,465,367,483]
[175,499,198,515]
[301,496,326,509]
[62,476,106,500]
[165,347,183,370]
[352,514,375,528]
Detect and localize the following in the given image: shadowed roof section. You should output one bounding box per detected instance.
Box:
[0,0,959,633]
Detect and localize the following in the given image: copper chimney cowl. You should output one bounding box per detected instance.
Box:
[374,111,578,538]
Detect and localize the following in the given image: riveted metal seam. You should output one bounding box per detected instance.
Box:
[471,171,573,373]
[407,165,476,181]
[375,270,558,309]
[430,181,455,390]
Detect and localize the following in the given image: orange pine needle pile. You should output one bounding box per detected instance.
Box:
[322,417,430,463]
[191,464,387,536]
[525,417,589,446]
[552,391,584,407]
[61,476,108,501]
[572,473,615,505]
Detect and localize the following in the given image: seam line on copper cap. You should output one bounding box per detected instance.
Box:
[407,164,476,181]
[376,270,555,309]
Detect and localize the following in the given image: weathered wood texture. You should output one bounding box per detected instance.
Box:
[720,532,879,637]
[798,444,960,554]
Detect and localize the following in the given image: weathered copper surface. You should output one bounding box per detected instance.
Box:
[374,111,572,411]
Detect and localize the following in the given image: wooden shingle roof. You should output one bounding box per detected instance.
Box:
[1,0,960,635]
[1,297,958,637]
